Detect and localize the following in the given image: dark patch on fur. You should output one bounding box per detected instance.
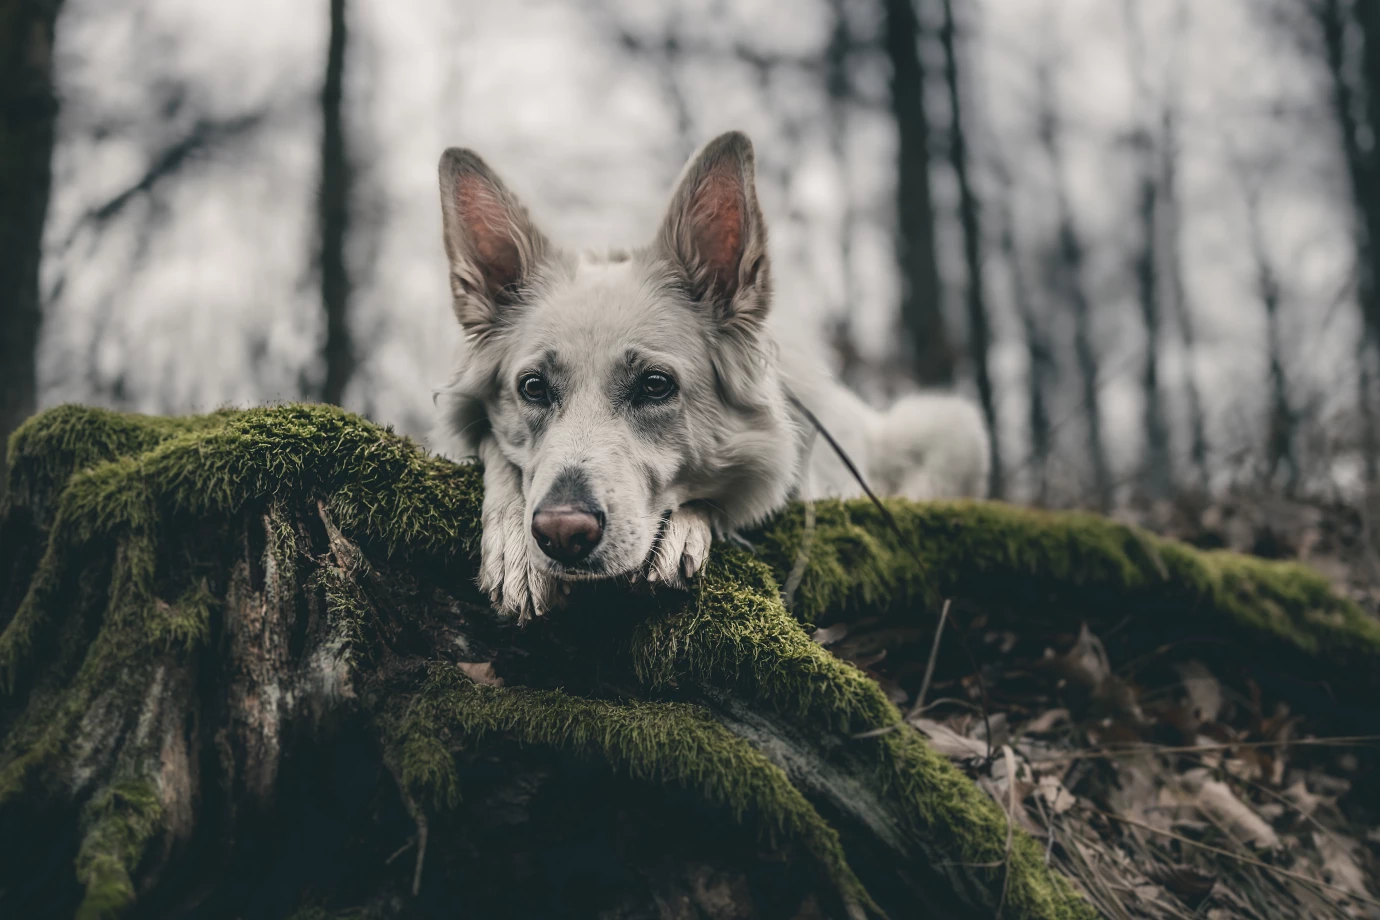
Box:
[538,467,601,513]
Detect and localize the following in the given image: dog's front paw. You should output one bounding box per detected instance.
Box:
[647,504,713,589]
[479,494,561,623]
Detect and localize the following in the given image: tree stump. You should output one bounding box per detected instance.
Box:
[3,405,1376,920]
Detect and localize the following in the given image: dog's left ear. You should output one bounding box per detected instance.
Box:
[657,131,771,333]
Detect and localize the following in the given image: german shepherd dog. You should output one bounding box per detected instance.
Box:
[436,132,988,620]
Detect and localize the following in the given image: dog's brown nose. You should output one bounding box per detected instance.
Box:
[531,505,604,564]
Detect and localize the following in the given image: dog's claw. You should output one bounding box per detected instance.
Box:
[649,504,712,589]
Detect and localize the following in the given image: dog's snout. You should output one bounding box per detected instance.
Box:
[531,506,604,563]
[531,468,605,565]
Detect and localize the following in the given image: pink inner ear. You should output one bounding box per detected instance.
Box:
[457,174,521,295]
[689,169,746,294]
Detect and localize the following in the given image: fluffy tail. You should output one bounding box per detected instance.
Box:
[867,393,991,499]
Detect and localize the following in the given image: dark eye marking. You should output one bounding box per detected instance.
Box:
[519,373,551,405]
[636,371,677,403]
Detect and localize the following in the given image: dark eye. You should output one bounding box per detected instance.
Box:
[639,372,676,401]
[519,374,550,404]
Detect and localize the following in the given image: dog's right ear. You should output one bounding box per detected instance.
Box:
[438,149,550,337]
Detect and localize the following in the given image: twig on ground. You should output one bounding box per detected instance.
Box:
[907,598,951,722]
[1088,805,1380,909]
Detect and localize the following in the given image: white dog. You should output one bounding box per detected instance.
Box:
[435,132,988,620]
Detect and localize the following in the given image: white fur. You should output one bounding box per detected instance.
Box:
[431,133,989,621]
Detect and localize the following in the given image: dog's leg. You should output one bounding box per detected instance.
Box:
[647,503,713,588]
[478,436,560,623]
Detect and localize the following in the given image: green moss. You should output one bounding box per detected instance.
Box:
[1,405,484,694]
[73,778,162,920]
[751,499,1380,662]
[4,405,229,529]
[388,665,872,911]
[633,546,1095,920]
[7,403,1376,920]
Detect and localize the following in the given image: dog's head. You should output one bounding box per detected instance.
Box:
[438,132,799,581]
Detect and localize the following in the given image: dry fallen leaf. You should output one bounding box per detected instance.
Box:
[1146,864,1218,910]
[1023,708,1070,735]
[811,623,848,646]
[457,660,503,687]
[911,718,990,761]
[1179,769,1280,850]
[1173,661,1224,724]
[1312,831,1373,906]
[1036,775,1077,815]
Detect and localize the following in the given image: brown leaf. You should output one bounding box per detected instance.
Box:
[811,623,849,646]
[1173,661,1224,724]
[911,718,989,761]
[1023,708,1070,735]
[1147,865,1218,909]
[1179,769,1279,849]
[457,661,503,687]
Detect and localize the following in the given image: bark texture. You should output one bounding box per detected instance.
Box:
[885,0,953,387]
[0,0,64,500]
[3,405,1377,920]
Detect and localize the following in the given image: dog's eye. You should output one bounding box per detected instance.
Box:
[639,372,676,401]
[519,374,550,404]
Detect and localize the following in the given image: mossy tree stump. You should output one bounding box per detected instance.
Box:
[2,405,1376,920]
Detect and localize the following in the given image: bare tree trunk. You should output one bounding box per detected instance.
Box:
[1159,103,1212,493]
[0,0,64,498]
[1122,0,1173,503]
[1241,180,1300,494]
[1036,66,1114,512]
[1133,169,1175,504]
[1354,0,1380,482]
[317,0,354,406]
[885,0,953,386]
[938,0,1002,497]
[825,0,865,390]
[1319,0,1380,480]
[996,181,1053,505]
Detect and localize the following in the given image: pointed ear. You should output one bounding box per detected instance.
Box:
[438,148,551,337]
[656,131,771,332]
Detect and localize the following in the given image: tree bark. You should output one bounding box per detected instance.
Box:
[1159,102,1212,493]
[5,405,1376,919]
[1319,0,1380,480]
[1036,66,1114,511]
[317,0,354,406]
[1,405,1116,920]
[885,0,954,386]
[1241,180,1301,494]
[0,0,64,500]
[996,183,1054,505]
[938,0,1003,498]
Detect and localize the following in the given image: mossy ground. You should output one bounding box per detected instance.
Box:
[2,403,1375,919]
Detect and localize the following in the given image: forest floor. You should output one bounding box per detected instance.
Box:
[813,490,1380,920]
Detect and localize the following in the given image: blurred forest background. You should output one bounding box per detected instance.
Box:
[3,0,1377,510]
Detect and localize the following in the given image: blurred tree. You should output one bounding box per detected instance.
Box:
[1037,62,1114,512]
[885,0,953,386]
[1159,96,1212,493]
[1240,169,1301,494]
[316,0,354,406]
[1123,1,1174,502]
[938,0,1001,496]
[994,163,1054,505]
[0,0,64,498]
[1312,0,1380,479]
[825,0,863,390]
